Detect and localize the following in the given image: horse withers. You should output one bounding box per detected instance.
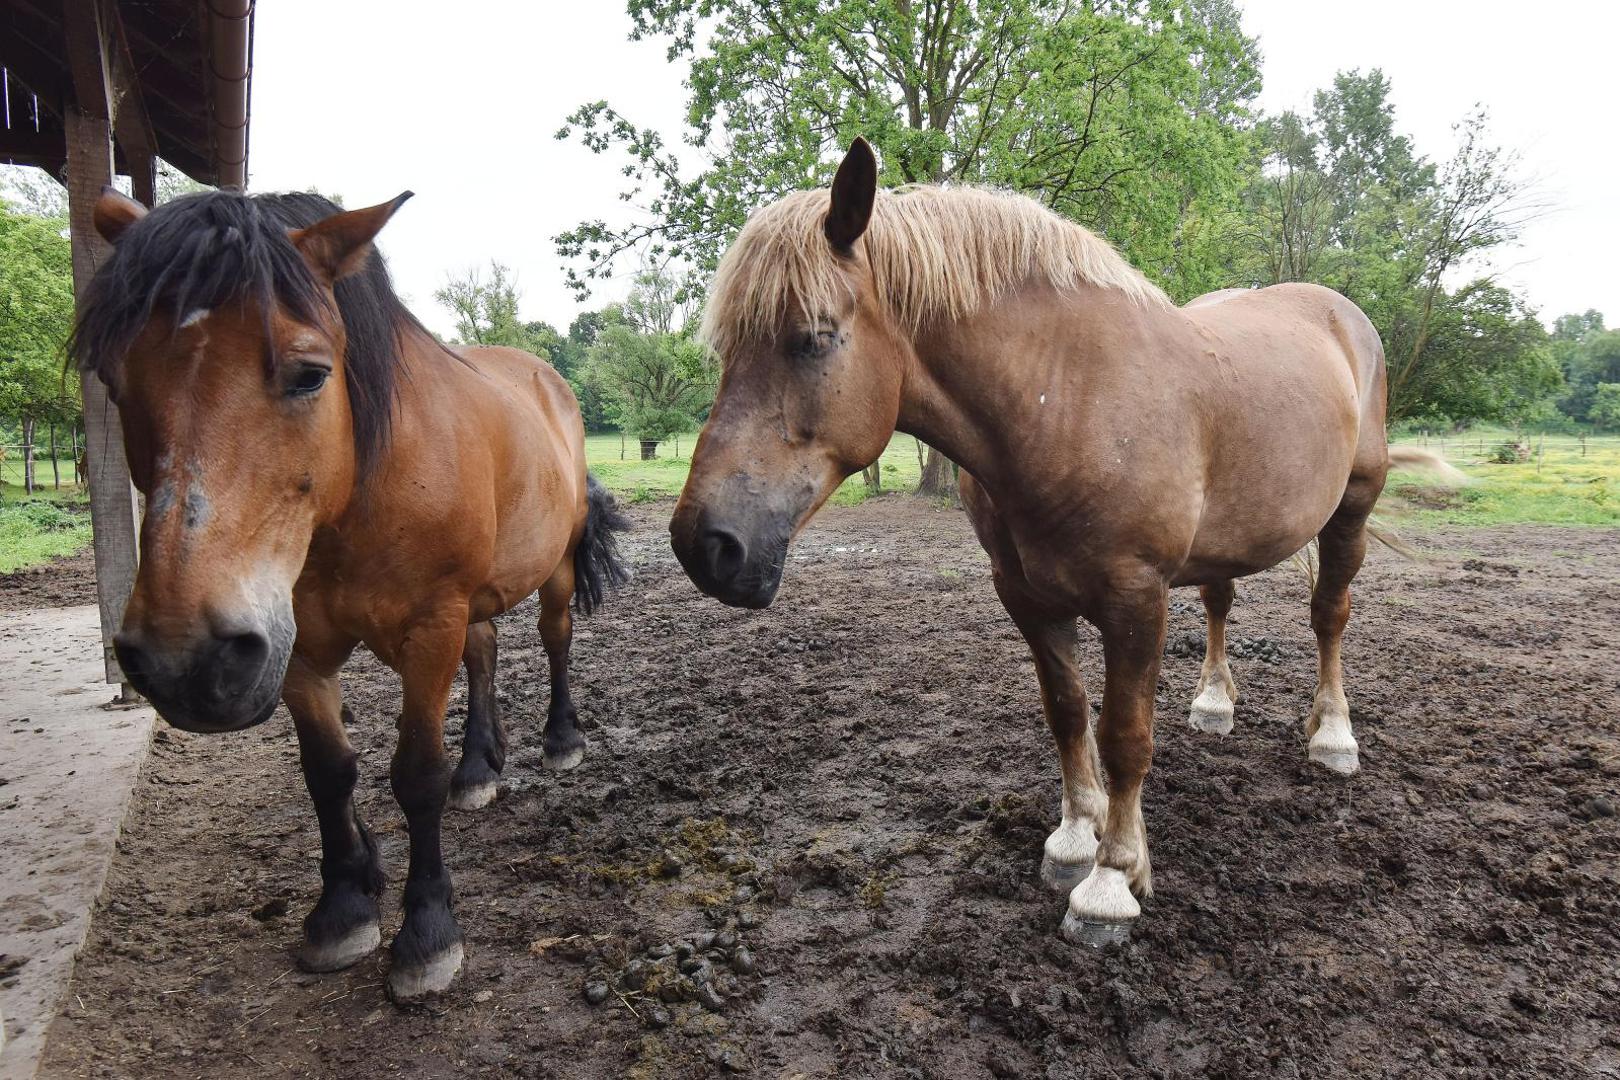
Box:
[671,138,1446,947]
[76,188,629,999]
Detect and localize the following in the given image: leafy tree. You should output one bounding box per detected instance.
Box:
[1590,383,1620,431]
[1553,321,1620,423]
[0,200,79,493]
[583,272,715,455]
[559,0,1260,492]
[1237,72,1549,426]
[434,261,563,361]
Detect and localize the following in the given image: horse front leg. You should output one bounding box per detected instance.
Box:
[1188,579,1239,734]
[283,651,384,973]
[998,581,1108,892]
[449,620,506,810]
[387,611,467,1001]
[1063,571,1166,947]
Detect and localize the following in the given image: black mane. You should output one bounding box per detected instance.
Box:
[71,190,433,479]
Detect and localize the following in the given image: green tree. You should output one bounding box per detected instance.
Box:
[1555,323,1620,423]
[0,200,79,493]
[559,0,1260,491]
[584,273,715,456]
[1238,72,1548,426]
[434,261,563,361]
[1590,383,1620,431]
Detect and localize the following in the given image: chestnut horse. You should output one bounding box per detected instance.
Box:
[671,139,1449,946]
[75,188,629,999]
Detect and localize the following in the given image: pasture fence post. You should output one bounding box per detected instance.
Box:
[620,431,625,460]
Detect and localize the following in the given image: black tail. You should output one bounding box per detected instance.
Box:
[573,474,632,615]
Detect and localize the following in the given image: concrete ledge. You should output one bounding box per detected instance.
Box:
[0,606,154,1080]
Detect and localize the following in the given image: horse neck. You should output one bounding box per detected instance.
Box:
[895,278,1147,494]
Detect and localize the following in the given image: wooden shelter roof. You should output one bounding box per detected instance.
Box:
[1,0,253,188]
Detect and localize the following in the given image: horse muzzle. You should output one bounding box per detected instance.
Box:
[671,511,791,609]
[113,608,293,733]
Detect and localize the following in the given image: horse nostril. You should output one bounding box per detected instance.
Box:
[700,527,748,586]
[208,630,271,698]
[112,631,154,694]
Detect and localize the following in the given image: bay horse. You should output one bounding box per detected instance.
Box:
[671,138,1451,946]
[75,188,629,999]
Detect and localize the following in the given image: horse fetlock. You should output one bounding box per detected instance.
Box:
[1040,817,1099,891]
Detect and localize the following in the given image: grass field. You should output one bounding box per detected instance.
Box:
[0,483,92,573]
[1388,426,1620,526]
[1,427,1614,575]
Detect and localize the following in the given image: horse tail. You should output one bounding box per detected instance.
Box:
[1385,445,1469,486]
[572,474,632,615]
[1291,444,1467,581]
[1363,444,1469,560]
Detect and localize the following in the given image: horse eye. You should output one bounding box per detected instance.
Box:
[792,328,840,359]
[287,365,331,398]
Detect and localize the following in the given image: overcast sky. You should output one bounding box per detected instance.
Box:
[247,2,1616,337]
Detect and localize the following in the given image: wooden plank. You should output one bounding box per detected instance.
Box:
[65,103,141,691]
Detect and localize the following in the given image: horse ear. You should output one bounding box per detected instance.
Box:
[93,187,147,243]
[824,137,877,252]
[291,191,414,283]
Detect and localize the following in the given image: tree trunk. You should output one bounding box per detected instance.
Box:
[916,444,958,501]
[50,422,60,488]
[22,417,35,494]
[640,439,659,460]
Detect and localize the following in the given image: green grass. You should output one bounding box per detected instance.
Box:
[0,486,92,573]
[1388,427,1620,526]
[584,431,928,507]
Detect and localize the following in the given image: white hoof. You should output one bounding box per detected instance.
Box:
[543,744,586,772]
[1308,737,1360,776]
[1040,818,1098,891]
[388,942,464,1002]
[1060,866,1140,948]
[1188,684,1235,735]
[447,781,499,811]
[297,921,381,973]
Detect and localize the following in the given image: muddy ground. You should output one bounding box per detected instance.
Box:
[30,498,1620,1078]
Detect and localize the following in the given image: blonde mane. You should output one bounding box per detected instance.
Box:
[700,184,1169,357]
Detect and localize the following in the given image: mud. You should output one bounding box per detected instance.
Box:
[36,499,1620,1078]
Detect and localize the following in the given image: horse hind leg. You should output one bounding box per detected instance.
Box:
[539,563,587,771]
[449,620,505,810]
[1306,500,1373,775]
[1188,580,1238,734]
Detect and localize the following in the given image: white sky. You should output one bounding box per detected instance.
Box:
[247,2,1617,337]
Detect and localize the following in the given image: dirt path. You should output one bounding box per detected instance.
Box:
[36,500,1620,1078]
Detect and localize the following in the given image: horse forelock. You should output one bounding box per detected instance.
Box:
[700,184,1170,360]
[69,190,426,482]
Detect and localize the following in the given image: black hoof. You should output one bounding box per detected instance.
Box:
[449,755,502,811]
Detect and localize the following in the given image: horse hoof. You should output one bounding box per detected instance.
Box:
[1188,686,1235,734]
[1188,704,1234,735]
[447,781,498,811]
[1309,743,1360,776]
[1060,912,1134,949]
[543,743,586,772]
[1061,865,1140,949]
[388,942,464,1002]
[297,921,381,973]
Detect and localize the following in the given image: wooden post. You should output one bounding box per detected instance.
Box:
[49,422,60,488]
[66,105,142,693]
[21,417,34,493]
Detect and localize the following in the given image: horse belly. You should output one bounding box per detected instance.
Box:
[1176,386,1359,585]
